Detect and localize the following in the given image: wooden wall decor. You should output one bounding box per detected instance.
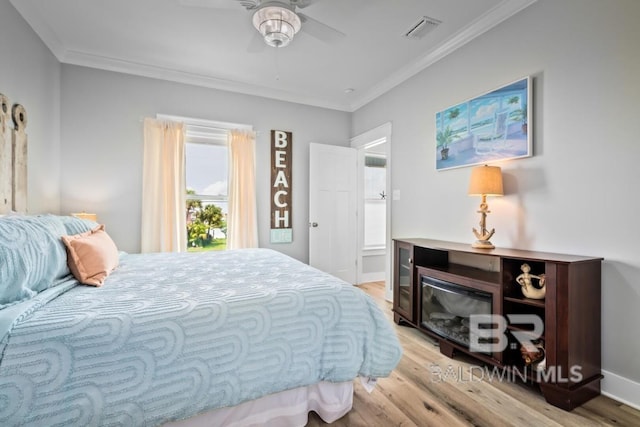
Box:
[11,103,28,213]
[0,92,28,214]
[270,130,293,243]
[0,93,10,213]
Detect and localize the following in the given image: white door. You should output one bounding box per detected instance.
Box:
[309,143,357,284]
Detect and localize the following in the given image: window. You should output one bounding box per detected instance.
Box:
[157,114,253,252]
[182,122,231,251]
[363,154,386,249]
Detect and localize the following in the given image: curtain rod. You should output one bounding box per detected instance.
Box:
[153,114,254,132]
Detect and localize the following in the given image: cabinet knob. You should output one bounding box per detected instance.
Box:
[408,257,413,264]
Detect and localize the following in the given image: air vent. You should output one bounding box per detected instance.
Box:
[403,16,441,39]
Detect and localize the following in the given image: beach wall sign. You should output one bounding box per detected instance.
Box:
[270,130,293,243]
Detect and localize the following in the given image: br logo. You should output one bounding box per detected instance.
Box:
[468,314,543,354]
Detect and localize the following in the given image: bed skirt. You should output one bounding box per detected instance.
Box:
[163,381,354,427]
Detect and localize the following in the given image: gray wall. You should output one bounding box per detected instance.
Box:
[60,65,351,259]
[0,0,61,213]
[4,0,638,405]
[353,0,640,400]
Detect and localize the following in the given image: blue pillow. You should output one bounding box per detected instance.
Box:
[0,215,71,308]
[58,215,99,235]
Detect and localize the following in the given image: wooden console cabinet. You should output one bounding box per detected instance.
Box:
[392,238,603,410]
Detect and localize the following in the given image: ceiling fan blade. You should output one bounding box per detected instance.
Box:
[298,13,346,44]
[176,0,249,10]
[291,0,324,9]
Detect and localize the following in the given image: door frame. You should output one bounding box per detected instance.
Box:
[350,122,392,301]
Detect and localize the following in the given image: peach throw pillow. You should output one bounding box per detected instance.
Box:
[62,224,119,286]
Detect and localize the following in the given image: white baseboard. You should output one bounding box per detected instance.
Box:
[359,271,385,284]
[601,369,640,410]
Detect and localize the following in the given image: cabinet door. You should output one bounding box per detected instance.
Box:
[393,241,414,322]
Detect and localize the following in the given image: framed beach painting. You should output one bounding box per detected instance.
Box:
[435,76,532,171]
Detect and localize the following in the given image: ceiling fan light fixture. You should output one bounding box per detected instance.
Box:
[252,5,301,48]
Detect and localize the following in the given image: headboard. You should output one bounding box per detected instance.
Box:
[0,93,28,214]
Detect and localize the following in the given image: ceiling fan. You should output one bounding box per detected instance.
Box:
[178,0,346,49]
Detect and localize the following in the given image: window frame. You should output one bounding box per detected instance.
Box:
[156,114,253,248]
[156,113,252,203]
[185,137,229,206]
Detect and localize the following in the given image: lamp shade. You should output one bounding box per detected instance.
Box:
[71,212,98,222]
[468,165,503,196]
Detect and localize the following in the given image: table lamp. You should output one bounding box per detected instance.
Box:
[468,165,503,249]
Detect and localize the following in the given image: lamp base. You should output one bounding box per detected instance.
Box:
[472,240,495,249]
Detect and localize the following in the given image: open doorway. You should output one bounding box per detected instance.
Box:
[351,123,392,300]
[359,141,386,281]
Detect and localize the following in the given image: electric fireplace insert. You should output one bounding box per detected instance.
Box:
[420,275,492,352]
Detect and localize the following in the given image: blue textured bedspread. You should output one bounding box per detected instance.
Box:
[0,249,402,426]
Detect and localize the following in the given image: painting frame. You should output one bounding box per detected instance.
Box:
[435,76,532,171]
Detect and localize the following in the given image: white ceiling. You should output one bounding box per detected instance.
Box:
[10,0,536,112]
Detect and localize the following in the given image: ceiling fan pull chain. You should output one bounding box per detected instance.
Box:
[274,47,281,81]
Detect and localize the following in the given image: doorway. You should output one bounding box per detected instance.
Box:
[351,123,392,300]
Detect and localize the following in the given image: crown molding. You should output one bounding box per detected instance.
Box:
[12,0,537,113]
[348,0,538,111]
[10,0,66,59]
[61,49,351,111]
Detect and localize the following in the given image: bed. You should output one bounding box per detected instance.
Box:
[0,214,402,426]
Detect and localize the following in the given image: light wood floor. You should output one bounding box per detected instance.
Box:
[307,282,640,427]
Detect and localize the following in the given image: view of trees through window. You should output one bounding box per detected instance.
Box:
[186,190,226,251]
[185,140,228,251]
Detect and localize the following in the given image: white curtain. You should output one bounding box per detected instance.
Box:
[141,118,187,253]
[227,129,258,249]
